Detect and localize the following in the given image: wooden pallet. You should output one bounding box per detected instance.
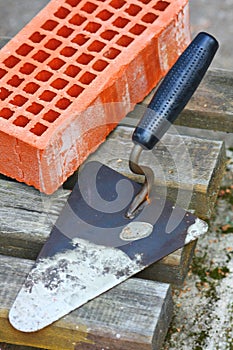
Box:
[0,89,226,349]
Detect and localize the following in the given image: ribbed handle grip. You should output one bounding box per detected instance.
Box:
[132,32,219,150]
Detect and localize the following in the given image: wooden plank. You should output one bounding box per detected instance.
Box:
[85,126,226,219]
[127,68,233,133]
[0,181,68,260]
[0,178,198,286]
[0,255,173,350]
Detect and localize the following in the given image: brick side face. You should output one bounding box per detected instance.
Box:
[0,0,190,193]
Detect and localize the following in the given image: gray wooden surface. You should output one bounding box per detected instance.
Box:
[0,254,172,350]
[87,126,226,219]
[130,69,233,133]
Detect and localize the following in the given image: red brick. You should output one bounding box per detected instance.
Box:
[0,0,191,194]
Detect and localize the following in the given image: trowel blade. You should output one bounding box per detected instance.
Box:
[9,161,208,332]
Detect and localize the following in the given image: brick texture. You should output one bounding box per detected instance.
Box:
[0,0,190,193]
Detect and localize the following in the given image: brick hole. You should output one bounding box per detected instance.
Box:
[23,82,40,94]
[154,0,170,9]
[60,46,77,57]
[92,59,109,72]
[39,90,56,102]
[0,68,7,79]
[16,43,34,56]
[104,47,121,59]
[125,4,142,16]
[72,33,90,46]
[35,70,53,82]
[19,63,36,75]
[129,24,146,35]
[64,65,81,77]
[30,123,48,136]
[109,0,126,9]
[0,108,14,119]
[57,26,74,38]
[51,78,69,89]
[13,96,27,107]
[32,50,50,63]
[84,22,101,33]
[67,84,84,97]
[43,110,60,123]
[54,6,71,19]
[27,102,44,115]
[45,38,62,50]
[69,14,87,26]
[79,72,96,85]
[112,17,130,28]
[100,30,118,40]
[81,2,98,13]
[10,95,28,107]
[55,98,72,110]
[0,87,12,100]
[7,75,24,87]
[3,55,20,68]
[13,115,30,127]
[65,0,82,6]
[48,58,66,70]
[88,40,105,52]
[29,32,46,43]
[117,35,134,47]
[97,10,113,21]
[77,53,94,65]
[41,20,58,31]
[141,13,158,23]
[138,0,151,4]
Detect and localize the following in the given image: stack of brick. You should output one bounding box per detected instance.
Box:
[0,0,190,193]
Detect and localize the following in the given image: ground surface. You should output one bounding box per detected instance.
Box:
[0,0,232,349]
[161,1,233,349]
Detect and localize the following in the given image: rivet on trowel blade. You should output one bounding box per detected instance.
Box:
[120,221,153,241]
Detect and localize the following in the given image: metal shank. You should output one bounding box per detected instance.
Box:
[126,144,154,218]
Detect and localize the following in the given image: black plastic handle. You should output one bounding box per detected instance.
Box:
[132,32,219,150]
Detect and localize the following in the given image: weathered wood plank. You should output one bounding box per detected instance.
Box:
[126,68,233,133]
[0,181,68,260]
[0,178,199,286]
[86,126,226,219]
[0,255,172,350]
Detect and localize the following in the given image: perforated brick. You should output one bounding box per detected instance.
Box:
[0,0,190,193]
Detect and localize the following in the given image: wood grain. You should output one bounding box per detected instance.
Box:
[127,68,233,133]
[86,126,226,219]
[0,255,172,350]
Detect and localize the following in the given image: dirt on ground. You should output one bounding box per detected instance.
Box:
[162,149,233,350]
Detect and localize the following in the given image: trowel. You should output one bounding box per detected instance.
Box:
[9,32,218,332]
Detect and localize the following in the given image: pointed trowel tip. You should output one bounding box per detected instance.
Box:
[8,285,59,332]
[9,314,36,333]
[9,303,45,333]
